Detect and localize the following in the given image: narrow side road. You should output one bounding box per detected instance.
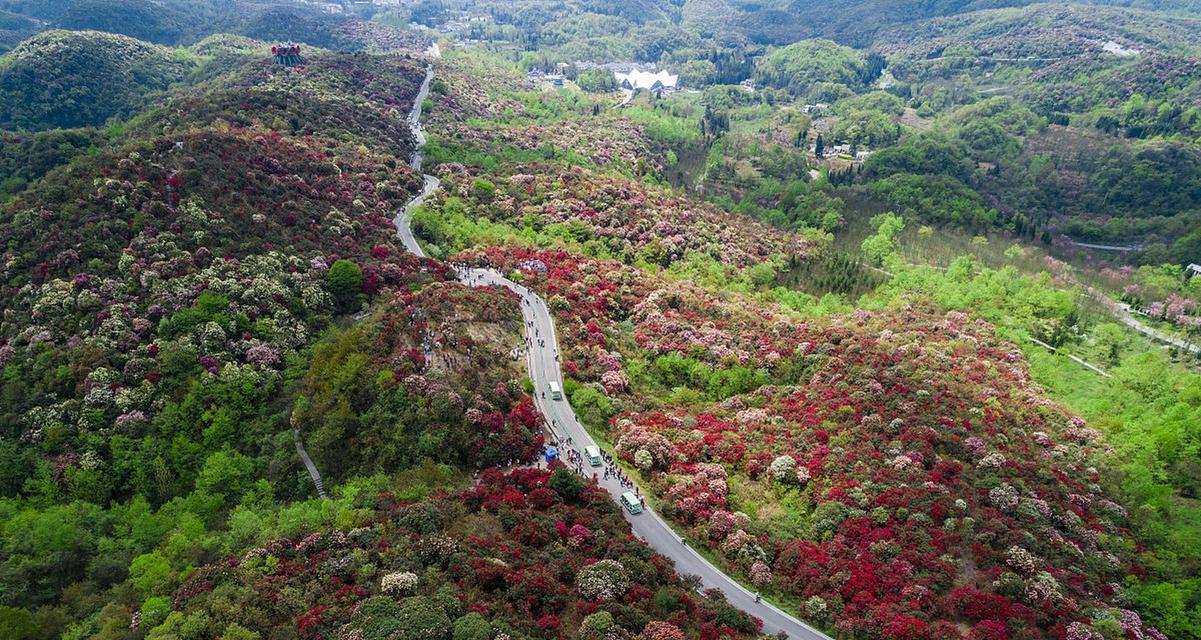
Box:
[393,59,832,640]
[1087,286,1201,355]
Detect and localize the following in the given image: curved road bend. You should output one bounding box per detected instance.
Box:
[394,61,831,640]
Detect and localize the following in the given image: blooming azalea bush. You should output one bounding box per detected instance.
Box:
[381,570,419,596]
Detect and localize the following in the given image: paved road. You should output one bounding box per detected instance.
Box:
[1068,240,1142,253]
[392,58,831,640]
[1087,286,1201,355]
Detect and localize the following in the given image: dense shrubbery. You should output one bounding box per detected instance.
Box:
[577,67,617,92]
[55,0,185,44]
[421,163,811,268]
[753,39,868,97]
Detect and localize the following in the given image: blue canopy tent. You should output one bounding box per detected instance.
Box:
[544,447,559,465]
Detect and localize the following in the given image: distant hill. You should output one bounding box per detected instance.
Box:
[682,0,1201,45]
[0,8,38,53]
[55,0,186,44]
[875,3,1201,60]
[0,29,194,130]
[0,0,431,55]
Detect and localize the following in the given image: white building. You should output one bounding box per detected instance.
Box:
[615,69,678,92]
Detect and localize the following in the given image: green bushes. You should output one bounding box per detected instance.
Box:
[569,385,615,430]
[577,68,617,93]
[860,211,905,265]
[327,259,364,312]
[868,173,996,228]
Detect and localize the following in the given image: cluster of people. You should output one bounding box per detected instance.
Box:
[528,322,547,351]
[600,451,638,494]
[450,263,486,285]
[559,437,590,474]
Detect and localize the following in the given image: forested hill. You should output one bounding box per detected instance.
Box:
[8,0,1201,55]
[0,0,432,51]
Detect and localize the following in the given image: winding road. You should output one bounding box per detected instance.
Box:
[393,57,831,640]
[1086,286,1201,355]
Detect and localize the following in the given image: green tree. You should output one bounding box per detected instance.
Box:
[452,613,492,640]
[129,551,173,597]
[195,450,255,498]
[861,212,905,265]
[570,385,615,429]
[549,467,584,503]
[327,259,364,312]
[577,68,617,93]
[0,607,37,640]
[219,623,261,640]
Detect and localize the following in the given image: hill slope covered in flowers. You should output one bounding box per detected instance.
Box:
[0,40,550,639]
[0,16,1195,640]
[160,467,762,640]
[452,245,1165,640]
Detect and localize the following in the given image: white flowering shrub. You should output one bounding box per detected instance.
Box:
[769,455,797,482]
[1005,546,1039,575]
[804,595,828,620]
[576,559,629,602]
[381,570,419,596]
[989,483,1019,509]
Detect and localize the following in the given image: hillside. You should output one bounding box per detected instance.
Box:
[460,242,1166,639]
[0,8,37,53]
[0,0,431,51]
[153,468,762,640]
[875,3,1201,60]
[397,46,1181,639]
[687,0,1201,46]
[0,29,194,130]
[0,128,104,199]
[2,4,1201,640]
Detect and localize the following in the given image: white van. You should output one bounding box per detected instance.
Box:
[584,445,602,467]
